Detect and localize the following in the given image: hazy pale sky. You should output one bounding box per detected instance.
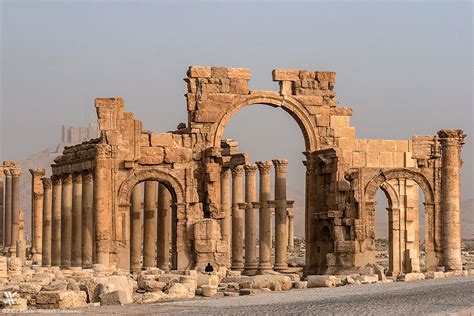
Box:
[1,0,472,220]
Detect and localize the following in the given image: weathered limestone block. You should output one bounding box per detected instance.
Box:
[7,257,22,277]
[19,283,42,295]
[41,281,68,292]
[166,283,194,299]
[156,274,182,284]
[197,274,220,287]
[187,66,212,78]
[84,276,134,303]
[137,278,166,292]
[401,273,425,282]
[251,275,292,291]
[357,274,379,284]
[164,147,192,163]
[99,290,133,306]
[424,271,445,279]
[272,69,300,81]
[36,291,87,309]
[133,291,168,304]
[201,285,218,297]
[150,133,174,147]
[307,275,341,288]
[139,147,164,165]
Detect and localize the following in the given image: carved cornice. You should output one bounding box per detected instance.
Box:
[256,161,273,175]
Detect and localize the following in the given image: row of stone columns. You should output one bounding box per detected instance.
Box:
[32,170,95,268]
[0,163,21,257]
[130,181,171,272]
[222,159,294,274]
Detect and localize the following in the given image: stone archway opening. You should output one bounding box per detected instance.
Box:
[219,102,310,274]
[128,180,178,272]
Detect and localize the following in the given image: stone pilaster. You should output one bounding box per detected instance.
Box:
[220,168,232,267]
[61,174,72,268]
[287,210,295,252]
[157,183,170,271]
[82,171,94,268]
[10,168,21,256]
[256,161,273,272]
[71,172,82,267]
[231,165,244,271]
[94,143,112,269]
[51,175,62,267]
[143,181,157,268]
[30,168,45,264]
[273,159,288,271]
[42,177,52,266]
[3,170,12,253]
[438,129,465,271]
[130,184,142,272]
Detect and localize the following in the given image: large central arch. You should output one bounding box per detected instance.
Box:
[211,92,318,152]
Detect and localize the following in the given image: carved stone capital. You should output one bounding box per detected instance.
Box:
[82,171,94,183]
[61,174,73,185]
[272,159,288,173]
[438,129,466,147]
[51,175,61,185]
[42,177,52,189]
[256,161,273,175]
[221,167,231,177]
[3,169,11,176]
[10,168,21,177]
[231,165,244,177]
[244,163,258,175]
[29,168,45,178]
[72,172,83,184]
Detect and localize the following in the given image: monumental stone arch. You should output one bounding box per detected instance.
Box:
[24,66,465,278]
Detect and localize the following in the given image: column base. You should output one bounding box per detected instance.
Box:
[274,263,288,271]
[230,263,244,272]
[242,268,258,276]
[257,263,273,273]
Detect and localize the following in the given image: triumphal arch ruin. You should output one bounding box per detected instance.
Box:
[25,66,465,276]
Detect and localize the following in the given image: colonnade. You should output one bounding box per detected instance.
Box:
[0,162,22,257]
[130,181,173,272]
[221,160,295,274]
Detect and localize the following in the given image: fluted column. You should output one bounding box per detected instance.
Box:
[3,170,12,254]
[257,161,273,272]
[10,168,21,256]
[273,159,288,271]
[82,171,94,268]
[438,129,465,271]
[143,181,157,268]
[94,143,112,268]
[287,210,295,252]
[71,173,82,267]
[42,177,52,266]
[220,168,232,253]
[51,176,62,266]
[30,168,45,263]
[130,184,142,272]
[157,183,170,271]
[243,164,258,274]
[231,165,244,271]
[61,174,72,268]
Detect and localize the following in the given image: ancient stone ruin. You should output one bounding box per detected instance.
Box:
[0,66,469,309]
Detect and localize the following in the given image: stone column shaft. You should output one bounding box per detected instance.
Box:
[244,164,258,274]
[130,184,142,272]
[30,168,45,263]
[51,176,62,266]
[157,183,170,271]
[287,210,295,252]
[42,177,53,266]
[61,174,72,268]
[3,171,12,251]
[257,161,273,271]
[143,181,157,268]
[0,176,4,247]
[82,172,94,268]
[231,165,244,271]
[438,129,465,271]
[71,173,82,267]
[11,169,21,256]
[220,168,232,259]
[94,143,112,268]
[273,159,288,271]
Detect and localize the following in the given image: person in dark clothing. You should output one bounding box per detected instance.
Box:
[205,262,214,273]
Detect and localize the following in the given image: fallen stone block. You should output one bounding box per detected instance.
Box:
[41,281,68,292]
[402,273,425,282]
[99,290,133,306]
[252,274,292,291]
[223,291,239,297]
[358,274,379,284]
[424,271,445,279]
[19,282,42,295]
[239,288,261,296]
[36,290,87,309]
[307,275,341,288]
[138,278,166,292]
[84,275,134,303]
[201,285,218,297]
[197,274,220,287]
[134,291,168,304]
[293,281,308,289]
[166,283,194,299]
[157,273,182,284]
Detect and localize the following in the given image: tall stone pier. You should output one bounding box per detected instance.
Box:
[438,129,465,271]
